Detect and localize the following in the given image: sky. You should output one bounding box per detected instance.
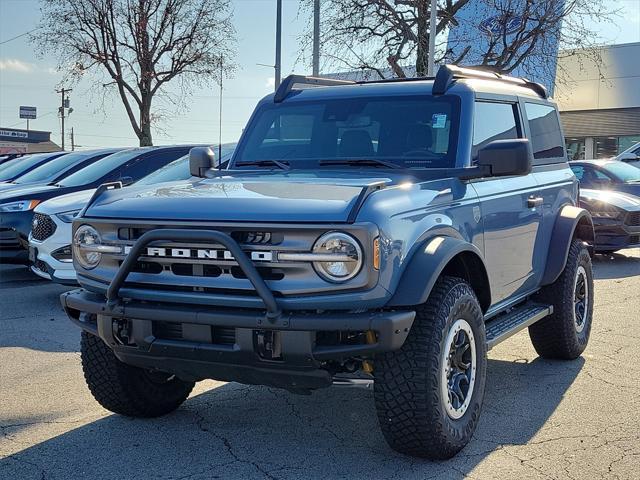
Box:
[1,0,639,150]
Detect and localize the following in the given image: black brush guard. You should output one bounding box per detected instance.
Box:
[61,228,415,390]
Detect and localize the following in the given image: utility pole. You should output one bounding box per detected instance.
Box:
[70,127,75,151]
[312,0,320,76]
[274,0,282,89]
[56,88,72,150]
[218,59,223,167]
[427,0,437,76]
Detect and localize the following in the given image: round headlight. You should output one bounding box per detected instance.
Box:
[312,232,363,282]
[73,225,102,270]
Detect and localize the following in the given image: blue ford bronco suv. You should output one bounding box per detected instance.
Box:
[62,65,595,459]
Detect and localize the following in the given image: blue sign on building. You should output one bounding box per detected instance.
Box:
[446,0,565,96]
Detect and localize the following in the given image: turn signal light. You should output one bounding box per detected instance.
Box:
[373,237,380,270]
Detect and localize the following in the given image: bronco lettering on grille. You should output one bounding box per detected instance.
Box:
[122,245,273,262]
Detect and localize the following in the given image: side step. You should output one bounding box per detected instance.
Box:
[485,303,553,350]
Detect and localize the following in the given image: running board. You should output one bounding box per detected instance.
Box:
[485,303,553,350]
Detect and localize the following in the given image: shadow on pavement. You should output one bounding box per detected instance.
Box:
[0,356,585,479]
[592,249,640,280]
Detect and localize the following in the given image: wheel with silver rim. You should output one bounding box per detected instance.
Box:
[573,265,588,334]
[374,276,487,459]
[441,319,476,419]
[529,239,593,359]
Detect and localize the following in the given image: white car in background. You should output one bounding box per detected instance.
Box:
[29,144,236,284]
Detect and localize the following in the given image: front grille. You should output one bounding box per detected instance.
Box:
[626,212,640,226]
[630,235,640,245]
[33,259,49,274]
[31,213,57,241]
[153,321,235,345]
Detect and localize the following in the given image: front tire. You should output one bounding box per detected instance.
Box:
[374,276,487,459]
[529,239,594,359]
[81,332,195,417]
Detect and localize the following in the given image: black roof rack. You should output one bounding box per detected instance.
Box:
[273,65,548,103]
[274,75,355,103]
[433,64,548,99]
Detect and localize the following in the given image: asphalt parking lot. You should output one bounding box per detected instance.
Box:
[1,250,639,480]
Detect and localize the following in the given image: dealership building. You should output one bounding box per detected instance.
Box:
[555,42,640,160]
[0,128,60,154]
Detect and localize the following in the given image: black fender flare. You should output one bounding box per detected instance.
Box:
[387,236,490,309]
[541,205,594,286]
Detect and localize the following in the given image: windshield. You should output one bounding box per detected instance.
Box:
[233,96,460,169]
[14,151,98,184]
[57,149,145,187]
[0,153,61,181]
[137,144,236,186]
[602,161,640,182]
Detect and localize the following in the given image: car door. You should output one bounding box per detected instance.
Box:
[470,99,543,305]
[524,101,578,288]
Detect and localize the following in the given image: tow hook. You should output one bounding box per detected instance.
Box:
[255,330,283,361]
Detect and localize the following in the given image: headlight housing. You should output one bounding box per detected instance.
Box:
[56,209,81,223]
[0,200,41,212]
[591,210,621,220]
[312,232,363,282]
[73,225,102,269]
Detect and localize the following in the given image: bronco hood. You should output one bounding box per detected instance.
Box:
[83,174,399,223]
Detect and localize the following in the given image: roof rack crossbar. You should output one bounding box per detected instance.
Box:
[433,64,548,99]
[274,75,356,103]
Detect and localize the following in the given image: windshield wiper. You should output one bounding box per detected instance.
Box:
[319,158,403,169]
[235,159,290,170]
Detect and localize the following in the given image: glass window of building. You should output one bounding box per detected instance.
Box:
[566,138,586,160]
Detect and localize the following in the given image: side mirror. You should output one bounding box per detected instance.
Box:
[119,176,134,186]
[477,139,532,177]
[618,152,640,162]
[189,146,216,178]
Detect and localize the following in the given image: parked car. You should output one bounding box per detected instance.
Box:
[0,151,68,183]
[0,145,199,264]
[61,65,595,459]
[29,143,237,284]
[579,188,640,254]
[570,160,640,197]
[0,148,121,193]
[0,153,27,166]
[614,141,640,167]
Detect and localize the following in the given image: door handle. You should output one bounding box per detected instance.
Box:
[527,197,544,208]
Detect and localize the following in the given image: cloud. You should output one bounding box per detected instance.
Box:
[0,58,35,73]
[265,77,275,89]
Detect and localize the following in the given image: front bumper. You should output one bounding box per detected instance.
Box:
[0,211,34,264]
[592,216,640,251]
[61,289,415,390]
[29,215,77,285]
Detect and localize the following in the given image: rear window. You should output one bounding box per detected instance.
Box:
[472,102,519,159]
[525,103,565,162]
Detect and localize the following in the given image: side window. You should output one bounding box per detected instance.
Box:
[126,150,187,180]
[525,103,565,163]
[570,165,584,180]
[472,102,519,159]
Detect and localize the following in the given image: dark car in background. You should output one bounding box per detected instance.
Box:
[0,151,68,182]
[0,145,199,264]
[579,188,640,254]
[570,160,640,197]
[0,148,121,193]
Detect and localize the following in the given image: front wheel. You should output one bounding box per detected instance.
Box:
[529,239,594,359]
[81,332,195,417]
[374,276,487,459]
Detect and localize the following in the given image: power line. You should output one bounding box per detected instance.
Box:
[0,28,39,45]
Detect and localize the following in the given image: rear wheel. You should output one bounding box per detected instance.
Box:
[374,276,487,459]
[529,239,593,359]
[81,331,195,417]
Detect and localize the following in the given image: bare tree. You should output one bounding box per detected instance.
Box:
[299,0,616,82]
[33,0,236,146]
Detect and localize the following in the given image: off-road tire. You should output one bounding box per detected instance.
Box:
[374,276,487,459]
[529,239,593,359]
[81,331,195,417]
